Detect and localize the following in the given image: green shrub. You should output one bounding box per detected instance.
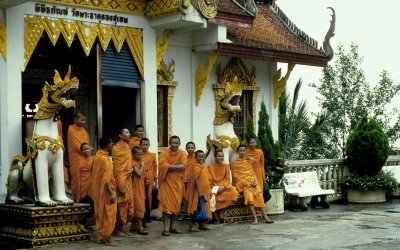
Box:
[345,116,390,176]
[341,171,398,192]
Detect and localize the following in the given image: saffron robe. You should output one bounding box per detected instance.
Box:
[186,163,212,219]
[78,156,93,201]
[158,148,187,215]
[131,157,146,218]
[112,141,134,225]
[232,157,265,208]
[89,150,117,241]
[183,154,196,202]
[142,151,157,210]
[129,136,141,151]
[208,163,239,210]
[245,148,265,192]
[68,124,90,202]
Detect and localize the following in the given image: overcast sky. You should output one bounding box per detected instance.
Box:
[276,0,400,114]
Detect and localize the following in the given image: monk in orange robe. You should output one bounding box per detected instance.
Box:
[112,128,134,236]
[77,143,93,202]
[68,113,90,203]
[245,137,265,192]
[129,124,144,150]
[88,137,119,246]
[208,150,238,223]
[140,138,158,223]
[183,142,196,214]
[158,135,187,236]
[186,150,212,232]
[232,145,273,225]
[130,146,149,235]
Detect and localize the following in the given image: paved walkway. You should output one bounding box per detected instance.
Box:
[29,200,400,249]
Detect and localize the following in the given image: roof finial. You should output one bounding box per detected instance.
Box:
[322,7,336,61]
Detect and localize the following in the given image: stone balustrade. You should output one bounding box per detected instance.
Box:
[286,155,400,201]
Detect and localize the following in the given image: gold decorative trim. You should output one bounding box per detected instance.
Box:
[24,16,144,78]
[183,0,191,8]
[146,0,179,17]
[157,59,177,145]
[273,63,295,108]
[215,134,240,149]
[0,20,6,60]
[195,51,218,106]
[42,0,145,15]
[33,135,64,154]
[191,0,217,19]
[156,30,171,70]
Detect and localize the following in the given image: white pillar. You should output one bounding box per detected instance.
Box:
[141,27,158,154]
[269,63,279,142]
[0,9,7,201]
[0,5,24,202]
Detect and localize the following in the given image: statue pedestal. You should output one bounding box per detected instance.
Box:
[0,203,90,248]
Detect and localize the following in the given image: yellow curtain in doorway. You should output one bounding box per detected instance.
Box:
[24,16,144,79]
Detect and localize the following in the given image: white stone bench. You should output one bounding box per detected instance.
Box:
[284,171,335,211]
[383,165,400,196]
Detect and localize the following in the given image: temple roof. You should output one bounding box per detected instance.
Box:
[209,0,255,28]
[217,1,334,67]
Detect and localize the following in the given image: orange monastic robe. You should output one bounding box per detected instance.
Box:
[89,150,117,241]
[129,136,141,151]
[183,154,196,183]
[112,141,134,225]
[78,156,93,201]
[245,149,265,192]
[158,148,187,215]
[142,151,157,210]
[232,157,265,208]
[208,163,239,210]
[186,163,212,219]
[68,124,90,202]
[132,157,146,219]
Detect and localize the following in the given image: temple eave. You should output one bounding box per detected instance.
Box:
[217,43,329,67]
[209,13,253,29]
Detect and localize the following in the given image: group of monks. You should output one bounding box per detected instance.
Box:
[64,113,273,247]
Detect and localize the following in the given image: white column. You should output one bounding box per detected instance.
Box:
[269,63,279,141]
[141,27,158,154]
[0,9,7,201]
[0,5,24,202]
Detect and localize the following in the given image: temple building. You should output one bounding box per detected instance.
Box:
[0,0,335,201]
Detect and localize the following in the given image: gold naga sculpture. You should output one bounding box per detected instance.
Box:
[6,66,78,207]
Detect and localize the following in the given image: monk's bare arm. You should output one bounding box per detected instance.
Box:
[106,182,116,203]
[168,165,186,171]
[132,161,144,176]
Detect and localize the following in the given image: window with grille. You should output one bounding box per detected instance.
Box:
[234,90,253,140]
[157,86,169,147]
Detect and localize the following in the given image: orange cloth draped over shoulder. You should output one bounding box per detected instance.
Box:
[78,156,93,201]
[142,151,157,210]
[245,149,265,192]
[158,148,187,215]
[183,154,196,202]
[186,163,212,219]
[208,163,238,210]
[88,150,117,241]
[57,120,69,184]
[232,157,265,208]
[129,136,141,151]
[112,141,134,225]
[68,123,90,202]
[132,157,146,219]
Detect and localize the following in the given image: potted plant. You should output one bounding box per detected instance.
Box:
[341,116,399,203]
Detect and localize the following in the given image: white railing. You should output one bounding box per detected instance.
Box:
[286,155,400,200]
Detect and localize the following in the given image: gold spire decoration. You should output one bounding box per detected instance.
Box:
[273,63,295,108]
[156,30,172,70]
[0,20,6,61]
[195,52,218,106]
[23,16,144,78]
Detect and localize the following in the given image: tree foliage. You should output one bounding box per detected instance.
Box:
[346,116,390,176]
[311,43,400,157]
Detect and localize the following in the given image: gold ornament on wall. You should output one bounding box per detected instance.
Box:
[0,20,6,61]
[182,0,191,8]
[156,30,172,70]
[23,16,144,78]
[195,51,218,106]
[273,63,295,108]
[191,0,217,19]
